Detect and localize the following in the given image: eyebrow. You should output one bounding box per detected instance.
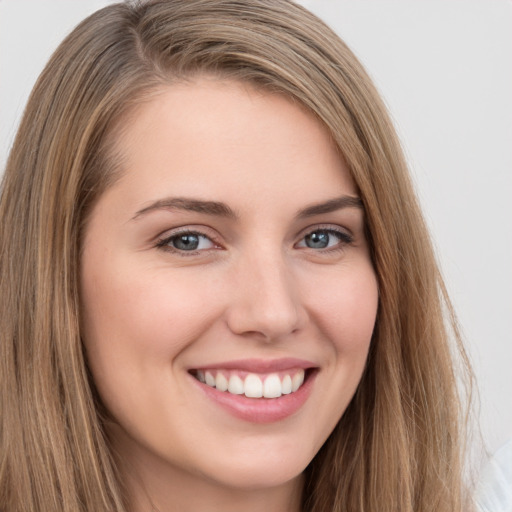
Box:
[131,194,363,221]
[295,195,363,219]
[132,197,237,220]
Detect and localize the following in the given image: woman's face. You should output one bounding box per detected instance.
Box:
[80,79,378,496]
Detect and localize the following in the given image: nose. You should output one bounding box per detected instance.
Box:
[225,250,307,342]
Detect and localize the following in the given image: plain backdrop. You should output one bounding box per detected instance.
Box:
[1,0,511,469]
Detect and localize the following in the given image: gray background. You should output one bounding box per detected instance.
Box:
[1,0,511,467]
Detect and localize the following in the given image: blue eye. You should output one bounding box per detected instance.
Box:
[158,231,215,252]
[297,229,352,250]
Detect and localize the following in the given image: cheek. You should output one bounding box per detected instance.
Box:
[305,261,379,353]
[81,262,221,359]
[294,261,377,451]
[79,261,225,424]
[79,261,228,430]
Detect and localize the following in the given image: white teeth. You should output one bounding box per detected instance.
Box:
[244,374,263,398]
[291,369,305,392]
[281,374,292,395]
[263,374,282,398]
[215,372,228,391]
[228,375,244,395]
[205,371,215,387]
[197,368,308,398]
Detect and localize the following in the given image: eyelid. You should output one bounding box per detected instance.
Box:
[294,224,354,251]
[155,225,224,254]
[154,223,354,256]
[295,223,353,241]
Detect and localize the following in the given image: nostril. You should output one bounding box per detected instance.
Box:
[225,302,306,341]
[225,264,307,340]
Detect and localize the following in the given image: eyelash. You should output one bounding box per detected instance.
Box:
[155,226,354,256]
[297,227,353,253]
[156,229,220,256]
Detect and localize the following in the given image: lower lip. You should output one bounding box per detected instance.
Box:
[191,371,317,423]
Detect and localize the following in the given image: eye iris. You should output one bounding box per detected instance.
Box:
[173,234,199,251]
[305,231,330,249]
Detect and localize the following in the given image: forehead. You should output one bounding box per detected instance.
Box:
[100,78,356,216]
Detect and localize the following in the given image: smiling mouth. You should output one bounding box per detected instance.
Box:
[190,368,311,399]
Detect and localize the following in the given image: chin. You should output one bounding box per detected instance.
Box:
[194,439,314,491]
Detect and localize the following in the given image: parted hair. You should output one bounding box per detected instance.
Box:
[0,1,472,510]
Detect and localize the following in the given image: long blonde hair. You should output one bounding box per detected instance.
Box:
[0,1,472,510]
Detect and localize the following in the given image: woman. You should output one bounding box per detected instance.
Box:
[0,0,473,510]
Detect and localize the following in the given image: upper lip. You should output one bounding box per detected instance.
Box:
[190,357,317,373]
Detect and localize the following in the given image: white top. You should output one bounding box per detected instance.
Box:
[476,439,512,512]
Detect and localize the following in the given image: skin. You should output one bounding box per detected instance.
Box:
[80,78,379,512]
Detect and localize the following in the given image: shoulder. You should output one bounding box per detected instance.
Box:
[476,439,512,512]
